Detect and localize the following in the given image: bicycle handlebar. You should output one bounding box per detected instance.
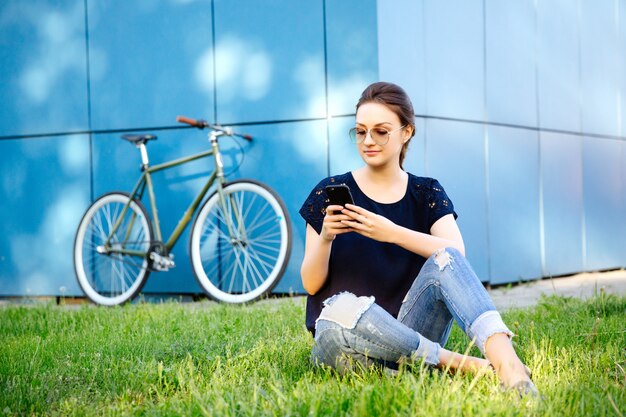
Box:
[176,115,253,141]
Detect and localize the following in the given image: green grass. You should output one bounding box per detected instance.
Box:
[1,292,624,416]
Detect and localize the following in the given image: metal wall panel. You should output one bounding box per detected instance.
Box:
[402,118,427,176]
[536,0,580,132]
[376,0,426,115]
[0,135,91,296]
[329,116,363,175]
[4,1,626,296]
[423,0,484,121]
[580,0,620,137]
[425,119,490,281]
[87,1,214,130]
[540,132,584,276]
[487,126,541,284]
[213,0,326,124]
[485,0,537,127]
[0,1,89,136]
[326,0,379,117]
[622,142,626,262]
[621,1,626,136]
[582,137,625,270]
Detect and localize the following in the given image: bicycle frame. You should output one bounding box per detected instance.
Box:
[103,131,240,258]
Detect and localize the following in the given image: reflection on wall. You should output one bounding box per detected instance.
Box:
[378,0,626,283]
[1,0,624,297]
[0,0,378,296]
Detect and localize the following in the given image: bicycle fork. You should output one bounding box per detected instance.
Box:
[211,132,248,247]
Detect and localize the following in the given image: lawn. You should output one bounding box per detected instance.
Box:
[0,292,624,416]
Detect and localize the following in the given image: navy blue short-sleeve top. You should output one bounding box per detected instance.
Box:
[298,172,457,333]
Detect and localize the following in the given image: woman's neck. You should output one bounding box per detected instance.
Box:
[352,165,409,204]
[356,164,406,185]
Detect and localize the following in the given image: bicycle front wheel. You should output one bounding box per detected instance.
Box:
[73,192,153,306]
[190,180,292,303]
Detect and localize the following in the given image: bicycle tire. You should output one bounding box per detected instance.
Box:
[189,180,292,303]
[73,192,153,305]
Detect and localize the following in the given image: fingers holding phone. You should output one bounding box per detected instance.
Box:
[325,184,354,211]
[322,184,357,240]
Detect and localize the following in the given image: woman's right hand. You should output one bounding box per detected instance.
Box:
[321,205,355,241]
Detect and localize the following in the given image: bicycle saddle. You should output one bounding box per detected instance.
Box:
[121,134,157,144]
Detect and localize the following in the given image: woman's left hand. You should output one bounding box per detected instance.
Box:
[340,204,397,243]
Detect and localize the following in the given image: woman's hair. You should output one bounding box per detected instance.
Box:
[356,82,416,169]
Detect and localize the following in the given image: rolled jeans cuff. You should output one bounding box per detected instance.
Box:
[467,310,514,356]
[413,334,441,366]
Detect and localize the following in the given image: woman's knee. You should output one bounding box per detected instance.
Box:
[432,247,464,272]
[317,292,376,330]
[311,323,341,365]
[312,292,377,370]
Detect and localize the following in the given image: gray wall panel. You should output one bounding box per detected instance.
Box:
[536,0,580,132]
[582,137,625,270]
[622,0,626,136]
[3,1,626,296]
[487,126,541,284]
[425,119,490,281]
[376,0,426,115]
[540,132,584,276]
[485,0,537,127]
[424,0,485,121]
[580,0,620,137]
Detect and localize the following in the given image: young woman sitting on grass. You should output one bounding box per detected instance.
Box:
[299,81,538,397]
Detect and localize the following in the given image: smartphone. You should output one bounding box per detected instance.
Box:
[325,184,354,208]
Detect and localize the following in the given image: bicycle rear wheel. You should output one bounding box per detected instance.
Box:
[190,180,292,303]
[73,192,153,305]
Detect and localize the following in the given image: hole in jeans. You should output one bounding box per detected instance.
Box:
[434,248,454,271]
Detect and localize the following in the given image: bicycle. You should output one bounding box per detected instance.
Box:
[73,116,292,305]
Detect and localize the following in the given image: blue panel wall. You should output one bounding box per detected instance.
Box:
[487,126,541,284]
[378,0,626,286]
[582,137,625,270]
[402,118,427,176]
[540,133,584,277]
[424,0,484,121]
[326,0,378,116]
[579,0,620,137]
[0,0,380,297]
[87,1,215,129]
[536,0,580,132]
[328,117,363,175]
[0,1,89,135]
[213,0,326,124]
[3,1,626,297]
[376,0,426,115]
[485,0,537,127]
[622,1,626,136]
[425,120,490,281]
[0,136,90,296]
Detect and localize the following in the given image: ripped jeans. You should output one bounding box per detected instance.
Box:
[311,247,512,372]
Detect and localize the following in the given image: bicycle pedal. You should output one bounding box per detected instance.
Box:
[149,252,175,271]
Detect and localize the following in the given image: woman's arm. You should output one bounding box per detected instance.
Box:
[395,213,465,257]
[300,224,333,295]
[300,205,355,295]
[340,206,465,258]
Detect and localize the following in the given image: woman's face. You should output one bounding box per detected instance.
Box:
[354,102,409,168]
